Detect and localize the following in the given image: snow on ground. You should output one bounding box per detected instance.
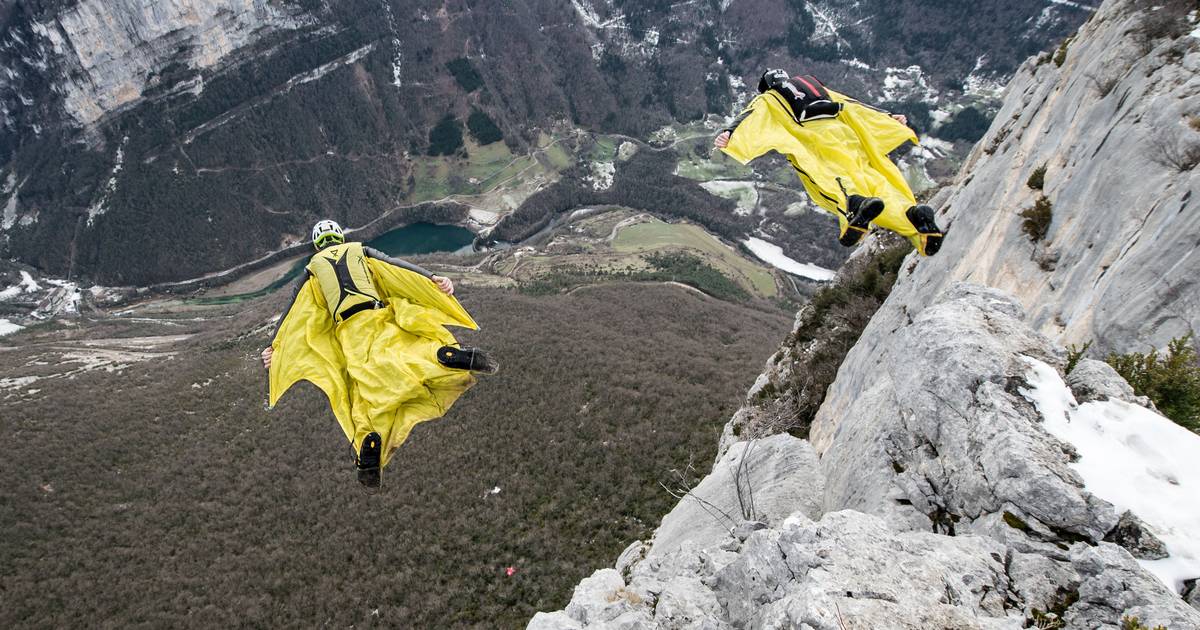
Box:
[1047,0,1097,10]
[0,375,39,390]
[0,270,41,299]
[883,65,937,104]
[469,208,500,226]
[0,318,24,337]
[88,135,129,226]
[742,237,835,282]
[700,180,758,216]
[586,161,615,191]
[1020,357,1200,592]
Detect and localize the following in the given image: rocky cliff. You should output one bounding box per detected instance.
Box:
[530,1,1200,628]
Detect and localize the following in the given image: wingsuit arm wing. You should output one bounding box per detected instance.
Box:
[366,257,479,331]
[363,246,434,279]
[829,89,919,155]
[272,271,312,342]
[268,276,353,432]
[719,96,780,165]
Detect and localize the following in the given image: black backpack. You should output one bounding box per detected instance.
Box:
[758,70,843,124]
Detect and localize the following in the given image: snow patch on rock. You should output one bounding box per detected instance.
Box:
[1021,357,1200,592]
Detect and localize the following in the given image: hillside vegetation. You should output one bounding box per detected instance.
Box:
[0,283,789,628]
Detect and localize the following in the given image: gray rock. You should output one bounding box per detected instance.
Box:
[1184,578,1200,613]
[708,511,1022,629]
[616,541,649,579]
[1066,359,1147,406]
[652,577,728,630]
[1066,544,1200,630]
[1104,511,1169,561]
[648,434,823,559]
[564,569,648,627]
[812,283,1119,543]
[731,520,768,542]
[529,611,583,630]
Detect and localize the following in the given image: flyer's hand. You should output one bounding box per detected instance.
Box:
[713,131,731,149]
[892,114,908,126]
[261,346,273,370]
[432,275,455,295]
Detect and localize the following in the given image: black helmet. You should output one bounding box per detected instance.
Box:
[758,68,790,93]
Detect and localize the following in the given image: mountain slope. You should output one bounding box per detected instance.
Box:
[0,0,1097,285]
[531,1,1200,627]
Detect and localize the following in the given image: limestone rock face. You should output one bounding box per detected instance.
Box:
[873,0,1200,355]
[8,0,303,127]
[649,434,823,561]
[529,283,1200,629]
[1065,358,1146,406]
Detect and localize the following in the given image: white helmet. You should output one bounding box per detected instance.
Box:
[311,219,345,249]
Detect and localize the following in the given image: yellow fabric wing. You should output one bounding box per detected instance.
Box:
[365,258,479,331]
[269,277,353,433]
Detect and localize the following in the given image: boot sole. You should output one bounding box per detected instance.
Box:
[357,432,382,488]
[906,205,944,256]
[839,198,885,246]
[438,346,500,374]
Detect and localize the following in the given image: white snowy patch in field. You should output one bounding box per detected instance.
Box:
[784,201,812,216]
[931,108,952,126]
[0,270,41,300]
[808,4,845,48]
[1047,0,1096,10]
[2,172,20,230]
[742,237,835,282]
[897,158,936,194]
[571,0,604,27]
[88,135,129,226]
[0,318,24,337]
[586,161,615,191]
[649,126,678,145]
[883,65,937,103]
[963,56,1006,100]
[644,28,659,47]
[844,58,871,70]
[0,375,39,389]
[469,208,500,226]
[700,180,758,215]
[1020,357,1200,593]
[911,135,953,160]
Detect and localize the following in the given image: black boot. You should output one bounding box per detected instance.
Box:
[839,195,885,247]
[437,345,500,374]
[357,432,382,488]
[906,204,944,256]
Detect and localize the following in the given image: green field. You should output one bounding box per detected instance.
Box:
[409,140,545,202]
[613,219,777,296]
[675,151,755,181]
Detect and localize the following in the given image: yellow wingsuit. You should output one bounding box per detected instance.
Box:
[721,89,937,255]
[268,244,478,468]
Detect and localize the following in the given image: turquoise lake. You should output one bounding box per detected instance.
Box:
[191,223,476,304]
